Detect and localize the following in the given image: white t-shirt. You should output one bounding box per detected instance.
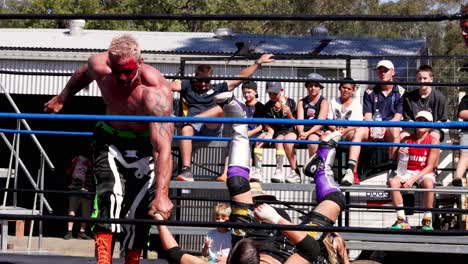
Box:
[205,229,232,262]
[328,97,363,123]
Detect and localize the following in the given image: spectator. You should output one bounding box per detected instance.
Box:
[64,152,94,240]
[453,4,468,187]
[252,82,300,183]
[453,94,468,186]
[296,73,330,157]
[201,203,232,262]
[388,111,438,230]
[341,60,404,186]
[327,77,363,141]
[401,65,448,142]
[219,81,266,182]
[171,54,274,182]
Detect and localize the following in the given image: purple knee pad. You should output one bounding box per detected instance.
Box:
[227,166,250,181]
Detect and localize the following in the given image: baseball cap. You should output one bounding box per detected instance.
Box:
[376,60,394,70]
[266,81,282,93]
[306,73,325,88]
[415,110,433,122]
[250,182,277,201]
[242,80,257,90]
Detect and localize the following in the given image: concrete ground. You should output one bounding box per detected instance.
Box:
[4,235,160,258]
[6,235,110,257]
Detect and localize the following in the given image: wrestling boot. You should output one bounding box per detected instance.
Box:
[95,231,113,264]
[124,248,142,264]
[303,132,341,201]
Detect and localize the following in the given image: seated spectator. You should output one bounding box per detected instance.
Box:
[201,203,232,262]
[252,81,300,183]
[218,81,266,183]
[327,77,363,141]
[453,94,468,186]
[341,60,404,186]
[401,65,448,142]
[296,73,330,157]
[170,54,274,182]
[388,111,438,230]
[64,152,94,240]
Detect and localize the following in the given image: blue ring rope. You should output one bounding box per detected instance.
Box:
[0,112,467,129]
[1,128,466,150]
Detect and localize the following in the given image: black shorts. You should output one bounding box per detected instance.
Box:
[91,122,155,250]
[273,127,297,138]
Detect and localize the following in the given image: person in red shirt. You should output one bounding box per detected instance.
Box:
[64,153,93,240]
[388,111,439,230]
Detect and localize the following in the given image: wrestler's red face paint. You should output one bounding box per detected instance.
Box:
[110,57,140,87]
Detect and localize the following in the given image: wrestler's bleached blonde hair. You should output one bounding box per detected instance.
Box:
[108,34,141,61]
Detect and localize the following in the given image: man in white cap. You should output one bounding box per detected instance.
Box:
[388,110,438,230]
[341,59,405,186]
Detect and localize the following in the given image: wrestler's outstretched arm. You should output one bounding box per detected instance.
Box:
[44,53,106,113]
[143,85,175,220]
[153,213,209,264]
[255,204,319,264]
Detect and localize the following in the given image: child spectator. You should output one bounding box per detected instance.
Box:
[401,65,448,141]
[327,78,363,141]
[388,111,438,230]
[252,82,300,183]
[201,203,232,262]
[242,81,266,182]
[297,73,330,157]
[216,81,266,182]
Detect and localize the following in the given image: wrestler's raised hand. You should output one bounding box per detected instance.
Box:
[44,95,64,113]
[257,53,275,65]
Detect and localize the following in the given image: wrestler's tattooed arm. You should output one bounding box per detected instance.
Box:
[144,87,175,219]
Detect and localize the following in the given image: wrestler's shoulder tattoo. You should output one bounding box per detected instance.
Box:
[142,87,173,117]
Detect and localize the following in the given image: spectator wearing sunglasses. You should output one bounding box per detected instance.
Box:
[170,54,274,182]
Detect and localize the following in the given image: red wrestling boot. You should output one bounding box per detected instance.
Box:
[95,231,113,264]
[125,248,142,264]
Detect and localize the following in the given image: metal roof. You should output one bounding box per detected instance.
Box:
[0,28,426,56]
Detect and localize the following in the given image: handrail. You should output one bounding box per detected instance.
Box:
[0,133,53,213]
[0,82,54,170]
